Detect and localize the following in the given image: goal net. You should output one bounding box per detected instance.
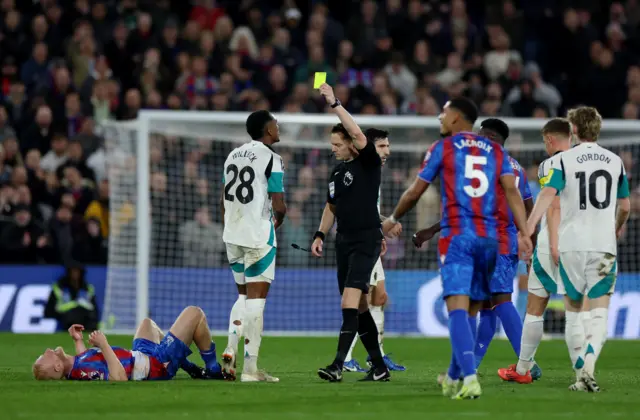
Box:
[102,112,640,338]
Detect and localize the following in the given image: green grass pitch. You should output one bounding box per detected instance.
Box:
[1,334,639,419]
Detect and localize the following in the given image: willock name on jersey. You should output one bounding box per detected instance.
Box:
[222,141,284,249]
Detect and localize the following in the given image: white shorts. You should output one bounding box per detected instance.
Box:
[225,243,276,285]
[370,257,385,286]
[529,249,565,298]
[559,251,617,301]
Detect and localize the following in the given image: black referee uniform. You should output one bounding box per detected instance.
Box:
[327,139,383,294]
[318,137,389,382]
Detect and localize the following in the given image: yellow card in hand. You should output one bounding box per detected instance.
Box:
[313,72,327,89]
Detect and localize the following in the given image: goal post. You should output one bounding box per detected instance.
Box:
[102,111,640,338]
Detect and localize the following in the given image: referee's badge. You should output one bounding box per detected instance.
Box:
[343,171,353,186]
[329,181,335,198]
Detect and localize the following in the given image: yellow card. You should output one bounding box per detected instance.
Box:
[313,72,327,89]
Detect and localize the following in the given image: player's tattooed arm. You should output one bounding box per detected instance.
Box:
[546,197,560,264]
[271,192,287,229]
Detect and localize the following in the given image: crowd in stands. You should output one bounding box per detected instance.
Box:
[0,0,639,270]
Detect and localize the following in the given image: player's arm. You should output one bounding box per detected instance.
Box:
[546,196,560,254]
[89,331,128,381]
[319,84,368,151]
[220,190,225,228]
[268,156,287,229]
[616,162,631,235]
[68,324,86,354]
[412,221,441,247]
[383,141,442,235]
[527,158,566,233]
[500,174,531,236]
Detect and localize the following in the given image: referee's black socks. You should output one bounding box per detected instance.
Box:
[333,308,359,368]
[358,310,385,369]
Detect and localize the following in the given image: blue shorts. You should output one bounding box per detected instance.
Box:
[471,254,519,301]
[438,235,498,299]
[132,332,192,379]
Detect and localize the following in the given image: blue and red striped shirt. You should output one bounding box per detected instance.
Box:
[418,132,514,241]
[495,155,532,255]
[68,347,135,381]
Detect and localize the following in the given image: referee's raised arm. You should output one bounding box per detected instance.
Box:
[319,84,368,151]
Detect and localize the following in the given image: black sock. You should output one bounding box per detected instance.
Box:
[332,308,359,368]
[358,310,384,369]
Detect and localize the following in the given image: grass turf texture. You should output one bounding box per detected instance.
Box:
[1,334,639,419]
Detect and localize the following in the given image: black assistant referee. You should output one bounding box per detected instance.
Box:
[311,83,389,382]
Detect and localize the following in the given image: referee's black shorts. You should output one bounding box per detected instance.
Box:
[335,228,382,295]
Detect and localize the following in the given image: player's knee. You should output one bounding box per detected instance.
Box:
[184,305,205,319]
[526,295,547,317]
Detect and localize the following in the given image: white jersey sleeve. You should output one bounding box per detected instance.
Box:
[535,157,555,254]
[545,143,629,255]
[222,141,284,248]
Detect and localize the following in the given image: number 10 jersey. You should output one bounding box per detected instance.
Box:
[222,140,285,249]
[546,142,630,255]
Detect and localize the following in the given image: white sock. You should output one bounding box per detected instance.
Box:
[583,307,608,376]
[564,310,585,381]
[345,335,358,362]
[370,305,385,356]
[581,310,592,341]
[516,314,544,375]
[227,295,246,353]
[243,298,266,374]
[463,374,477,386]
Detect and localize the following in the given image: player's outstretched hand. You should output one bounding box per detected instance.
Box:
[311,238,323,258]
[68,324,84,341]
[319,83,336,105]
[88,331,108,349]
[412,227,437,248]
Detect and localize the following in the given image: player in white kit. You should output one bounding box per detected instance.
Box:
[312,128,405,372]
[520,108,631,392]
[220,110,287,383]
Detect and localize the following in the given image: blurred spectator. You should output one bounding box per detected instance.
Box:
[72,218,108,265]
[0,204,49,263]
[44,264,99,331]
[84,179,110,238]
[179,206,224,267]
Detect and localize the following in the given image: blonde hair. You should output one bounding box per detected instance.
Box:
[566,106,602,142]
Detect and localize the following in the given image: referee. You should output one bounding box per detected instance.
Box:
[311,83,389,382]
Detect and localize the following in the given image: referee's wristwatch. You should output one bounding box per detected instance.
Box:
[330,98,341,108]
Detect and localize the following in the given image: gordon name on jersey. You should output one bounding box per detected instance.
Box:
[546,143,629,254]
[222,141,284,248]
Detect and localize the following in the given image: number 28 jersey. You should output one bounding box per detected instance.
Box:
[222,141,284,248]
[418,132,514,240]
[546,142,630,255]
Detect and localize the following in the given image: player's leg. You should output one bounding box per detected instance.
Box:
[242,245,277,382]
[441,235,489,399]
[515,262,529,319]
[580,252,616,392]
[559,251,599,390]
[222,244,247,377]
[490,255,524,361]
[369,263,405,371]
[500,249,554,382]
[581,298,591,345]
[162,306,221,378]
[473,299,496,369]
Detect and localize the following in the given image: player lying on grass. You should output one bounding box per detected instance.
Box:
[32,305,229,381]
[414,118,541,383]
